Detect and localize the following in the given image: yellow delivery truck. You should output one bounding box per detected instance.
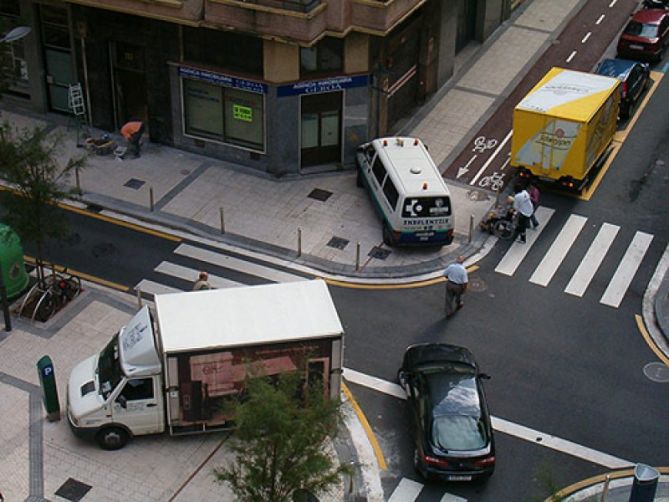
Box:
[510,67,621,191]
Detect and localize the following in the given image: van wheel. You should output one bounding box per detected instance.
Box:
[382,225,393,246]
[96,427,129,450]
[356,169,363,188]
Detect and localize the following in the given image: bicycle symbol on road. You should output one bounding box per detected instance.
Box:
[478,171,505,192]
[472,136,498,153]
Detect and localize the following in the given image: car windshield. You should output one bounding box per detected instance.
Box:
[432,414,488,451]
[98,335,123,400]
[401,196,451,218]
[624,21,659,38]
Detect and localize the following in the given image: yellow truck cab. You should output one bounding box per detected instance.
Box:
[510,67,621,191]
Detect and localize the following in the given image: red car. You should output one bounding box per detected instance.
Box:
[617,9,669,62]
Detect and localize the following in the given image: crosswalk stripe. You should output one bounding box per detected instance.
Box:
[440,494,468,502]
[134,279,181,297]
[600,231,653,308]
[529,214,587,287]
[494,206,555,276]
[154,261,243,289]
[565,223,619,297]
[175,243,306,284]
[388,478,423,502]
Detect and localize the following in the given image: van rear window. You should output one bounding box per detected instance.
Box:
[401,197,451,218]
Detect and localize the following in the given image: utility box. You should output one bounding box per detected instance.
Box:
[37,355,61,422]
[0,224,29,299]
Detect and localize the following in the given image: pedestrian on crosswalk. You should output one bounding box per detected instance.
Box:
[444,255,468,318]
[192,271,212,290]
[528,181,540,229]
[512,184,534,243]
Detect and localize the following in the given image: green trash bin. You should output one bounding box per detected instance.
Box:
[37,355,61,422]
[0,224,29,299]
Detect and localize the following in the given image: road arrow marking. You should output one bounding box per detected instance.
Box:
[457,155,477,178]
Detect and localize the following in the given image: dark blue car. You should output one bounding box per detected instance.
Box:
[595,58,650,120]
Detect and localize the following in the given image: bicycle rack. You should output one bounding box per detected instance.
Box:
[32,289,54,323]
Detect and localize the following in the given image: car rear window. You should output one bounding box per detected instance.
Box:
[432,415,487,451]
[401,196,451,218]
[624,21,659,38]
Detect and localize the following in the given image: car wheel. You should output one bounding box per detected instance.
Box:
[382,224,393,246]
[96,427,129,450]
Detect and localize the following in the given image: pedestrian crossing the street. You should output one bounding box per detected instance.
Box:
[492,207,659,309]
[134,242,309,298]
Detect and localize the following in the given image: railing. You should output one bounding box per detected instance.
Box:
[237,0,321,13]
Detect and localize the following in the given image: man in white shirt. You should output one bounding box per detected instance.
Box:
[513,184,534,243]
[443,255,468,318]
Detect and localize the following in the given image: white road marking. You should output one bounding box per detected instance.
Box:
[500,156,511,171]
[457,154,478,178]
[155,261,243,289]
[345,367,634,469]
[388,478,423,502]
[600,231,653,308]
[529,214,587,287]
[596,14,605,25]
[490,417,633,469]
[566,50,577,63]
[440,494,468,502]
[565,223,619,297]
[175,243,306,283]
[469,130,512,186]
[494,206,555,276]
[582,32,592,43]
[608,0,617,7]
[134,279,181,297]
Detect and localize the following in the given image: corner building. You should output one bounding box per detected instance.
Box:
[5,0,512,176]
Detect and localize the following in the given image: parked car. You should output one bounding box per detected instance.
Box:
[398,343,495,482]
[643,0,669,10]
[617,9,669,62]
[594,58,650,119]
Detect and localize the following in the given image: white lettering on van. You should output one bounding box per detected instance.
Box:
[404,218,449,226]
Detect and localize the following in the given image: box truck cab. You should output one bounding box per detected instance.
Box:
[67,280,344,450]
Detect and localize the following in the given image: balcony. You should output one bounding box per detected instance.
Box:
[66,0,203,25]
[234,0,321,13]
[350,0,426,34]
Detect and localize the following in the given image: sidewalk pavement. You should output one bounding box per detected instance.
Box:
[554,467,669,502]
[1,0,669,499]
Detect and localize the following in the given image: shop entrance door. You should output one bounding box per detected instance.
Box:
[456,0,477,53]
[300,91,342,169]
[111,41,148,130]
[39,5,75,113]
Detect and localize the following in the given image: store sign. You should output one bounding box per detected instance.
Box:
[233,104,253,122]
[277,75,369,97]
[178,66,267,94]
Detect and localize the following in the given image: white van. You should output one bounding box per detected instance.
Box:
[356,137,454,246]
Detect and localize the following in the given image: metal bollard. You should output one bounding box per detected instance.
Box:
[629,464,659,502]
[468,214,474,243]
[600,474,610,502]
[149,187,154,212]
[219,207,225,234]
[297,228,302,257]
[75,167,81,194]
[355,242,360,271]
[136,288,143,309]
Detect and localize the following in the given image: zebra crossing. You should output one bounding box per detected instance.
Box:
[387,478,468,502]
[493,207,660,308]
[134,242,309,298]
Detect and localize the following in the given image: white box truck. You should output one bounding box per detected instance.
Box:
[67,280,344,449]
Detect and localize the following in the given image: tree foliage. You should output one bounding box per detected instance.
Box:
[0,123,86,282]
[215,373,348,502]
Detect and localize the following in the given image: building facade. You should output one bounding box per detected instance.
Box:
[3,0,513,177]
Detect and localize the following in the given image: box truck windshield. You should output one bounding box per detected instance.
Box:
[98,334,122,399]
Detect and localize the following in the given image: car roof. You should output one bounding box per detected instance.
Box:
[404,343,476,370]
[631,9,667,24]
[595,58,638,79]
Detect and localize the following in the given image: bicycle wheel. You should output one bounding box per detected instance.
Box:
[34,291,57,322]
[493,219,515,240]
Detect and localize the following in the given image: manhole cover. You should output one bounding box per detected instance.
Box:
[86,203,104,213]
[308,188,333,202]
[467,277,487,292]
[468,190,491,202]
[124,178,146,190]
[327,236,349,250]
[368,246,391,260]
[643,362,669,383]
[55,477,92,502]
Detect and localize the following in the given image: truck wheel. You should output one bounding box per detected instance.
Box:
[96,427,129,450]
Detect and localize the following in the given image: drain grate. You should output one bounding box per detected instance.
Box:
[368,246,391,260]
[86,203,104,213]
[124,178,146,190]
[308,188,333,202]
[55,478,92,502]
[327,236,349,250]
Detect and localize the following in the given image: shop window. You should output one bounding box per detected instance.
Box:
[183,28,263,77]
[40,4,70,50]
[183,78,264,151]
[300,38,343,76]
[0,0,20,16]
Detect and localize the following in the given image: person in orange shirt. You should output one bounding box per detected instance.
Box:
[120,119,145,158]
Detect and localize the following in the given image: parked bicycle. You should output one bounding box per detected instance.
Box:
[19,268,82,322]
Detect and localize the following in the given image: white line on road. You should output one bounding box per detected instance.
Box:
[441,494,468,502]
[500,156,511,171]
[529,214,587,287]
[566,50,577,63]
[494,206,555,277]
[457,154,478,178]
[469,130,512,186]
[600,231,653,308]
[388,478,423,502]
[596,14,605,25]
[344,367,634,469]
[582,32,592,43]
[565,223,619,297]
[155,261,243,289]
[134,279,181,297]
[608,0,617,7]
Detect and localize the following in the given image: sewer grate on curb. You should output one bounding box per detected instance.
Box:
[86,203,104,213]
[124,178,146,190]
[368,246,391,260]
[327,236,349,250]
[55,477,92,502]
[308,188,333,202]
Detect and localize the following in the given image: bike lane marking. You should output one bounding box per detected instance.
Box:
[469,130,513,186]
